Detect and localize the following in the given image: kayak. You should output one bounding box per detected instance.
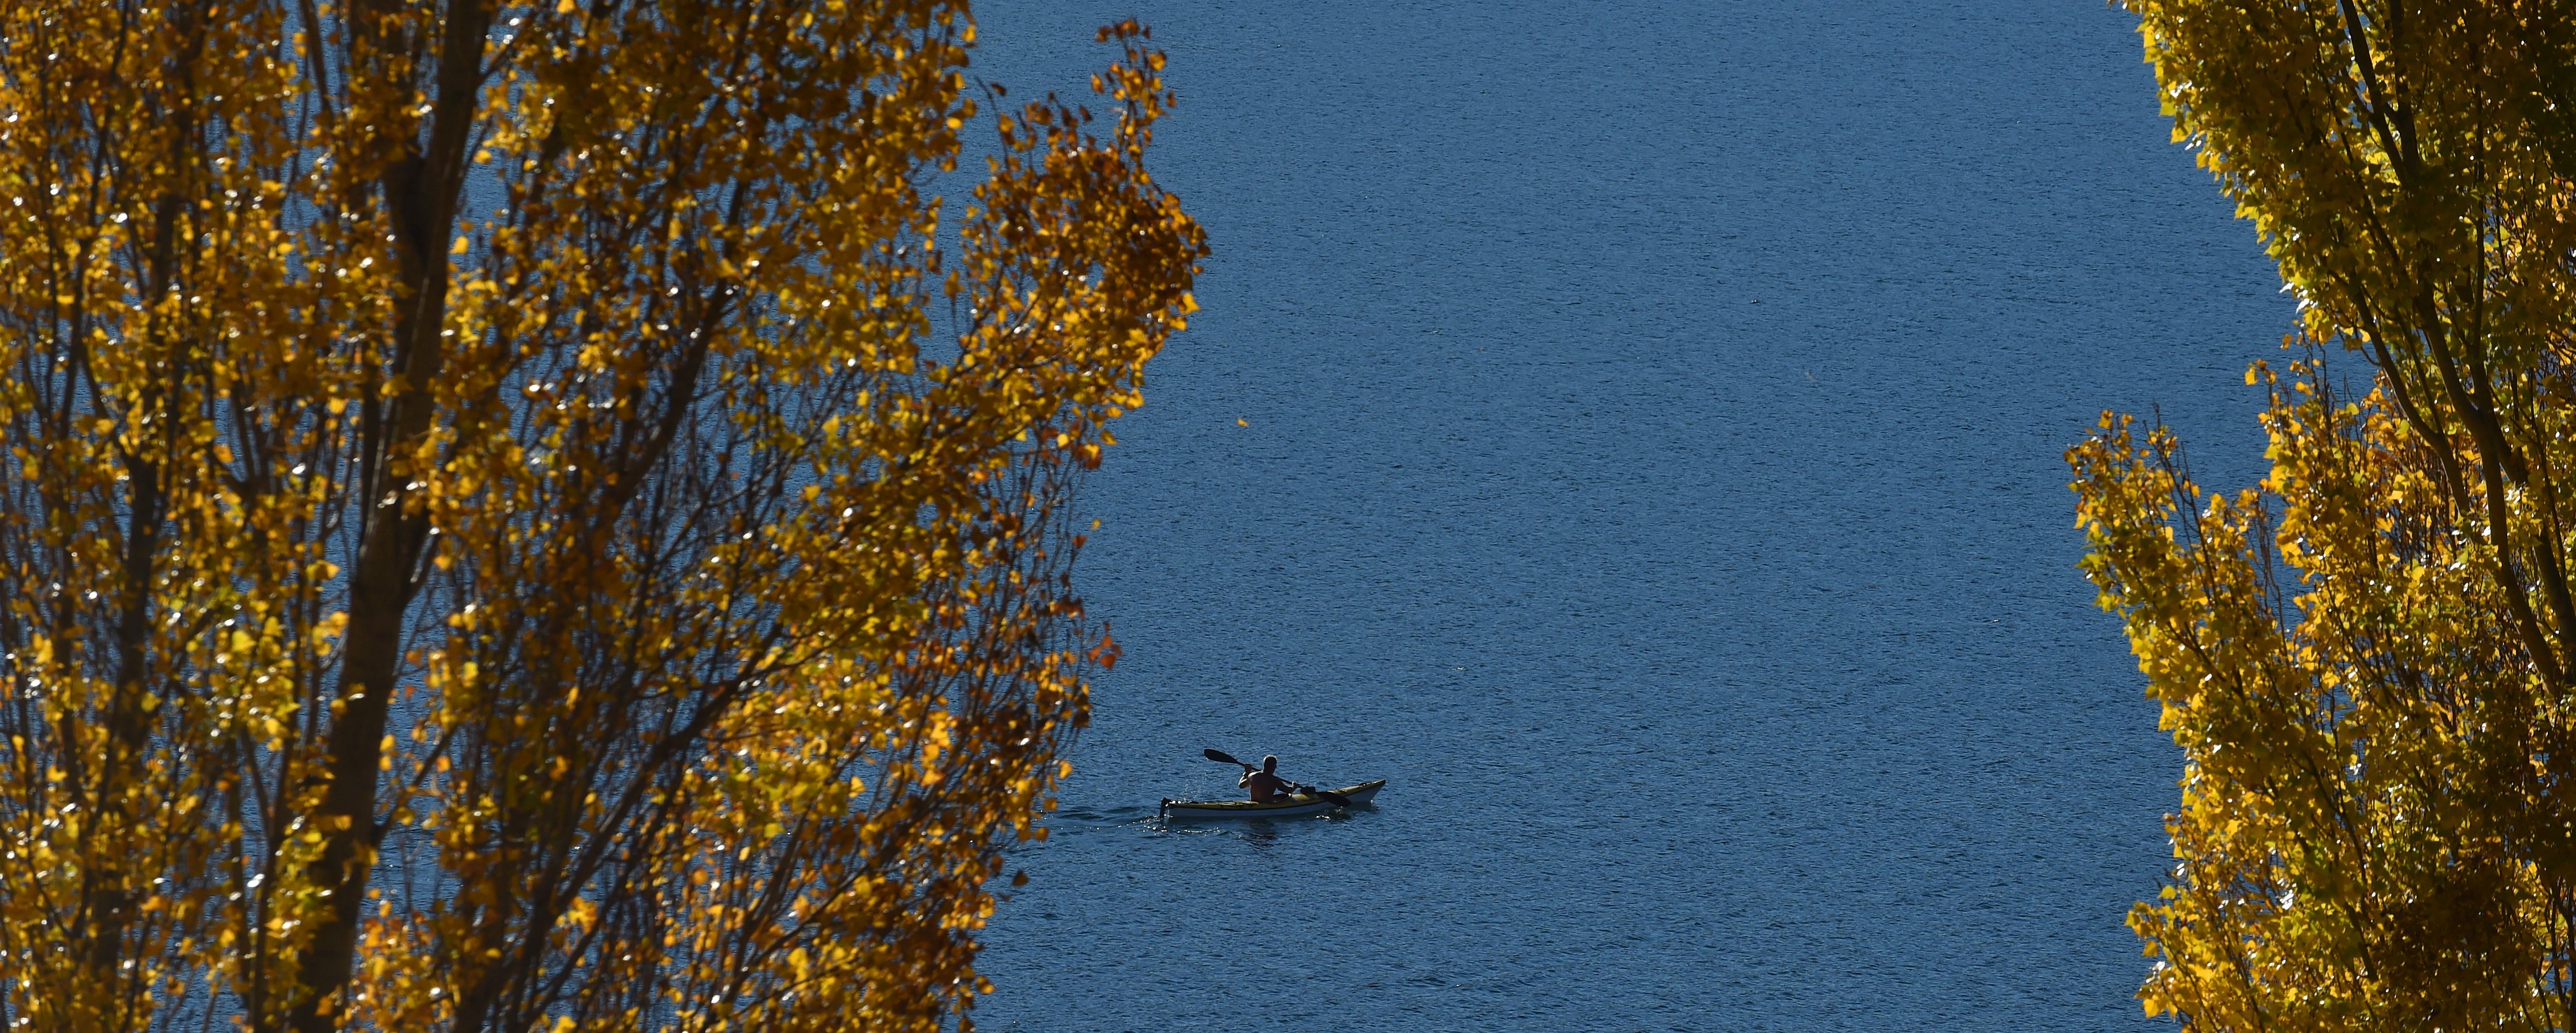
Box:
[1159,779,1387,820]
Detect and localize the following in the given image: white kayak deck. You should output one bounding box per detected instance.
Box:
[1160,779,1387,820]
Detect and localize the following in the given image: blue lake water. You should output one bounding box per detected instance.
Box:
[960,2,2289,1029]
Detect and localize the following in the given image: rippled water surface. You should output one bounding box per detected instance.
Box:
[960,2,2290,1029]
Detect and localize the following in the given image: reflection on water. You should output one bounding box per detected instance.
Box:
[1128,805,1378,849]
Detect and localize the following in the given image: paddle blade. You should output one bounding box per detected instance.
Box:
[1202,748,1244,766]
[1311,787,1353,806]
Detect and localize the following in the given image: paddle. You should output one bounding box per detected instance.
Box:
[1201,748,1354,807]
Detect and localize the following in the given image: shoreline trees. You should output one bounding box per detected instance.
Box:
[0,3,1202,1029]
[2074,2,2576,1028]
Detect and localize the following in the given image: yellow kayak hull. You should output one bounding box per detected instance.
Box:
[1159,779,1386,820]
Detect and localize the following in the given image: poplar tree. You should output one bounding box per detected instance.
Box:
[2073,2,2576,1028]
[0,2,1203,1029]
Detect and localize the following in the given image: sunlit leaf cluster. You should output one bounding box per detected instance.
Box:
[0,2,1202,1030]
[2076,1,2576,1028]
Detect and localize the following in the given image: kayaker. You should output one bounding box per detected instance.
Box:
[1238,755,1292,803]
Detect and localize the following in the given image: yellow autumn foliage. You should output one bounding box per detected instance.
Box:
[2074,2,2576,1028]
[0,3,1202,1031]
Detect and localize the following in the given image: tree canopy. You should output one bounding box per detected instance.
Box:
[2073,1,2576,1028]
[0,1,1202,1030]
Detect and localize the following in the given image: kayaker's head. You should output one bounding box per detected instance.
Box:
[1262,755,1278,774]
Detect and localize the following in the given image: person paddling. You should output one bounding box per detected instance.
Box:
[1197,748,1354,808]
[1238,754,1292,803]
